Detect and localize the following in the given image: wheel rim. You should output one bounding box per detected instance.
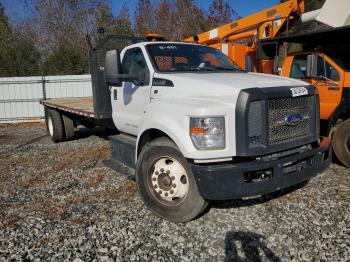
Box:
[148,156,189,206]
[48,115,53,137]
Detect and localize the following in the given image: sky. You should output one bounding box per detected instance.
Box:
[110,0,280,17]
[2,0,279,25]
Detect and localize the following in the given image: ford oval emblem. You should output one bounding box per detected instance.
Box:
[284,112,303,126]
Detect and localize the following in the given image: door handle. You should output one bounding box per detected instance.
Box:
[113,89,118,100]
[328,86,340,91]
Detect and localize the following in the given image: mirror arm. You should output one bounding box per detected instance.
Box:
[116,74,145,86]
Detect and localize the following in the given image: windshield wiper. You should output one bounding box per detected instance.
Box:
[179,66,219,72]
[198,66,220,71]
[217,66,245,72]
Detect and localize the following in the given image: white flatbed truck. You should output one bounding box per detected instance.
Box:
[41,35,331,222]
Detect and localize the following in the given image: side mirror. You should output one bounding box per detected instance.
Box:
[306,54,318,78]
[245,55,253,72]
[105,50,122,86]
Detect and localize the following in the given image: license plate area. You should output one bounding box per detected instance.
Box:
[244,168,273,183]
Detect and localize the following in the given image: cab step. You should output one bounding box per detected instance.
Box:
[103,133,136,180]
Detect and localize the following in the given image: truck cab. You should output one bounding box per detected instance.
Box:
[281,50,350,166]
[104,41,331,222]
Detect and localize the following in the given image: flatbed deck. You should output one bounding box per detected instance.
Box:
[41,97,107,119]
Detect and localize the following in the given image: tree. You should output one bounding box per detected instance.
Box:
[44,45,87,75]
[0,34,41,77]
[97,3,133,36]
[134,0,155,37]
[26,0,107,74]
[207,0,238,28]
[155,0,174,39]
[96,3,115,33]
[0,2,11,38]
[114,3,134,36]
[172,0,209,39]
[0,4,41,77]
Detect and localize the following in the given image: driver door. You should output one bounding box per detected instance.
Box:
[310,56,343,120]
[289,55,343,120]
[111,47,151,135]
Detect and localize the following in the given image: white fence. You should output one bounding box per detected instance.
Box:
[0,75,92,123]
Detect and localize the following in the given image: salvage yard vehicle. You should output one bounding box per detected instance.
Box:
[41,36,331,222]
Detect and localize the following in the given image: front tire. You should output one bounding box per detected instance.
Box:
[136,137,207,223]
[332,119,350,167]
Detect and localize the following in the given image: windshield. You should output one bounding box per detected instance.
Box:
[146,43,244,73]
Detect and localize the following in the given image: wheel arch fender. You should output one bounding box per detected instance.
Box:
[136,122,192,163]
[327,99,350,137]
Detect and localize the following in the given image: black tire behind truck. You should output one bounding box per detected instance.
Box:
[332,119,350,167]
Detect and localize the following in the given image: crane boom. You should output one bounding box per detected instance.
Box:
[185,0,304,44]
[183,0,306,74]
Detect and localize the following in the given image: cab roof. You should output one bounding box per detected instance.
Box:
[127,41,204,49]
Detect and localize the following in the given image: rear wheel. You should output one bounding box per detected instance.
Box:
[136,137,207,223]
[44,107,49,132]
[332,119,350,167]
[62,114,75,141]
[47,109,65,143]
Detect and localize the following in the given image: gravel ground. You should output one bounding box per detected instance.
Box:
[0,123,349,261]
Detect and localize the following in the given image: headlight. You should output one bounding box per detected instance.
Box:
[190,117,225,150]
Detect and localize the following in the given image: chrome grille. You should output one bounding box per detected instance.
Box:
[268,96,312,145]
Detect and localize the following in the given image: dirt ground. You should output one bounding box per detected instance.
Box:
[0,123,349,261]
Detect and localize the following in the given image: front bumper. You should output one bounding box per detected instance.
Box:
[191,137,331,200]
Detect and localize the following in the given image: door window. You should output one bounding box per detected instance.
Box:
[121,48,150,85]
[317,57,340,81]
[290,55,307,78]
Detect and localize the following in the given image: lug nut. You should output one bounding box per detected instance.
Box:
[170,190,174,194]
[153,185,158,189]
[172,184,176,188]
[158,190,162,194]
[171,176,175,180]
[152,177,157,181]
[155,171,159,175]
[166,170,170,174]
[165,192,168,196]
[160,168,164,172]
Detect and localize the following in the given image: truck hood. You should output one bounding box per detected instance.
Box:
[153,72,307,103]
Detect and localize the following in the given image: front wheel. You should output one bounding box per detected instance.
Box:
[332,119,350,167]
[136,137,207,223]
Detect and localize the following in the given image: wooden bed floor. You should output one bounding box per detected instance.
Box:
[44,97,94,113]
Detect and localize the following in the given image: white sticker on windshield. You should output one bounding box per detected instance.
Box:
[159,45,178,50]
[290,87,308,97]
